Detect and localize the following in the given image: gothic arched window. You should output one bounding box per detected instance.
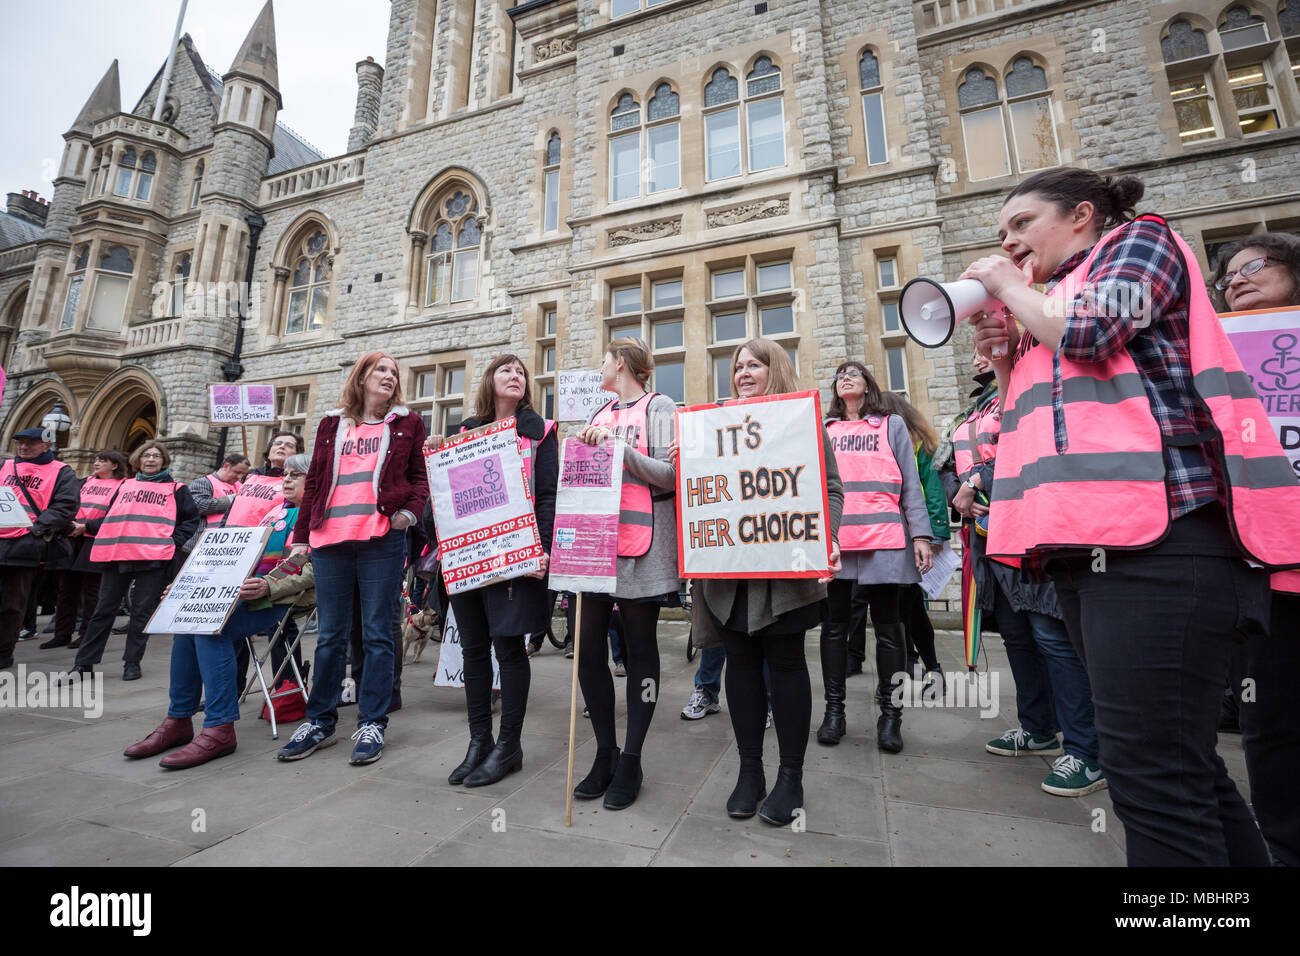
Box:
[284,229,331,334]
[425,189,483,306]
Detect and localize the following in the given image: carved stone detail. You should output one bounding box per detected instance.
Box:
[607,217,682,247]
[107,212,146,225]
[706,196,790,228]
[533,35,576,62]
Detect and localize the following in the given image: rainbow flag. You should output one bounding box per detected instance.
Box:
[960,525,981,671]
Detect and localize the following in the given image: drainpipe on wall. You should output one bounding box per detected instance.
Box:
[214,211,266,468]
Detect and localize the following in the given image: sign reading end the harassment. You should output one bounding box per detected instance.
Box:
[146,526,271,635]
[676,390,832,578]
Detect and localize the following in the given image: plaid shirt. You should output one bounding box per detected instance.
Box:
[1031,218,1223,519]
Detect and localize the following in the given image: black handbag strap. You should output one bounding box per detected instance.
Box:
[9,459,43,525]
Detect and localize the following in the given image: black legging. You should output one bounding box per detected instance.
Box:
[449,590,530,746]
[829,580,905,706]
[901,584,939,672]
[578,597,660,757]
[720,627,810,771]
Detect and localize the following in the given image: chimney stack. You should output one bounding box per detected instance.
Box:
[6,190,50,227]
[347,56,384,153]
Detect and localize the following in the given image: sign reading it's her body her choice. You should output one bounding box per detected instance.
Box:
[426,417,543,594]
[549,437,624,594]
[1220,306,1300,478]
[676,390,832,578]
[146,527,271,635]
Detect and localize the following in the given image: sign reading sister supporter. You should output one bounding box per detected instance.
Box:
[425,417,544,594]
[676,390,832,578]
[1219,306,1300,478]
[549,437,623,594]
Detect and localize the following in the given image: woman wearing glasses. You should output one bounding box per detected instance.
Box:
[819,361,932,753]
[1209,233,1300,867]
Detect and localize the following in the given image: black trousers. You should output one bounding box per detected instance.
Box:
[1050,551,1271,867]
[719,625,811,772]
[449,590,529,746]
[74,565,170,668]
[0,565,39,659]
[54,570,101,643]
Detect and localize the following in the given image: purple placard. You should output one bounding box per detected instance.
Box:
[559,439,615,488]
[550,512,619,579]
[449,454,509,519]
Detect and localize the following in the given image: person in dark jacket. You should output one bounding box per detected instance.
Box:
[66,441,200,681]
[0,427,80,669]
[423,354,558,788]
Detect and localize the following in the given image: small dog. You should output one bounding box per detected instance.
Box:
[402,606,439,663]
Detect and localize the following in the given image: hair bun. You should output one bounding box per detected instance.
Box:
[1105,175,1144,221]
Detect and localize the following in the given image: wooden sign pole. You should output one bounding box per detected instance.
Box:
[564,590,583,827]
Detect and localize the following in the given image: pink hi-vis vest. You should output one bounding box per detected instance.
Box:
[203,473,241,528]
[0,458,65,539]
[311,420,390,547]
[988,215,1300,568]
[953,397,1001,483]
[75,476,123,524]
[827,416,907,551]
[89,478,183,563]
[591,394,655,557]
[224,473,282,527]
[518,419,556,495]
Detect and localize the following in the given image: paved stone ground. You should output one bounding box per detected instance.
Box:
[0,614,1253,866]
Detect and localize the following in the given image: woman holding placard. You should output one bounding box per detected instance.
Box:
[1208,233,1300,866]
[820,361,932,753]
[962,168,1300,865]
[571,337,677,810]
[685,338,843,826]
[423,355,558,787]
[224,431,302,528]
[278,352,428,767]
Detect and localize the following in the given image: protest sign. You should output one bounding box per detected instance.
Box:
[208,383,279,425]
[432,605,532,689]
[426,417,543,594]
[208,383,245,425]
[1220,306,1300,478]
[0,486,32,529]
[146,526,271,635]
[558,370,615,423]
[549,437,623,594]
[241,384,277,424]
[676,390,832,578]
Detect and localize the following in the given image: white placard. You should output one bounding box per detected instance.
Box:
[558,370,615,423]
[146,526,271,635]
[432,605,533,689]
[549,437,623,594]
[208,382,278,425]
[241,384,277,424]
[0,486,32,528]
[676,391,832,578]
[920,539,962,600]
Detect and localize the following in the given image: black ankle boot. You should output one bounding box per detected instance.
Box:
[876,709,903,753]
[463,740,523,787]
[603,753,642,810]
[726,759,767,819]
[874,623,906,754]
[573,747,620,800]
[817,704,846,745]
[818,621,848,745]
[448,731,495,785]
[758,767,804,826]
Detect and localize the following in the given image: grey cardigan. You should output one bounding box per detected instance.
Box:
[700,427,844,634]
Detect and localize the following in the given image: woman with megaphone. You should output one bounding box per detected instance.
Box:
[960,167,1300,867]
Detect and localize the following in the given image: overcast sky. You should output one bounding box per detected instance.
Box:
[0,0,391,199]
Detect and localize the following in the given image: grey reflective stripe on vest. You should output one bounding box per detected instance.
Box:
[1193,368,1259,402]
[843,480,903,494]
[1001,372,1148,433]
[841,512,905,525]
[336,470,376,486]
[93,535,174,547]
[994,451,1166,501]
[79,502,111,513]
[324,502,379,519]
[1224,455,1300,490]
[97,512,176,528]
[619,509,654,527]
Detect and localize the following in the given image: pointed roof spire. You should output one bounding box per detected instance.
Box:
[68,60,121,135]
[226,0,279,93]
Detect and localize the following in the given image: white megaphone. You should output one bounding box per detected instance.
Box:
[899,277,1007,357]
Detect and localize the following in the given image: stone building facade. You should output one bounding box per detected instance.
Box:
[1,0,1298,479]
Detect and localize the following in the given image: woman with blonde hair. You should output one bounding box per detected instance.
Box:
[277,351,429,766]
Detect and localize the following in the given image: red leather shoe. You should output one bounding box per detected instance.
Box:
[124,716,194,759]
[159,724,237,770]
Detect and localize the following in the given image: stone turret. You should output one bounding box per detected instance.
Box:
[347,56,384,152]
[44,60,120,242]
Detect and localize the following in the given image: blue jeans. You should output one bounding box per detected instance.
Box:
[170,603,288,727]
[993,586,1098,762]
[693,646,771,707]
[306,529,406,732]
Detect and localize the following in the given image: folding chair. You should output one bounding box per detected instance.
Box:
[239,604,315,739]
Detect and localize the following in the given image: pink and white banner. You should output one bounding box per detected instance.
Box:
[1219,306,1300,478]
[549,437,623,594]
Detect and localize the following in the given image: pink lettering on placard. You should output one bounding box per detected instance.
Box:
[560,441,615,488]
[449,454,510,519]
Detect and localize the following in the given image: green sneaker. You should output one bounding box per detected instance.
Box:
[1041,754,1107,796]
[985,728,1063,757]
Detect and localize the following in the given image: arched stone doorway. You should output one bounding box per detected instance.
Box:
[77,369,164,464]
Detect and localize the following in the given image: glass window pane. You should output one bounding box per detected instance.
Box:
[705,107,741,181]
[309,287,328,330]
[293,258,311,286]
[1005,57,1049,97]
[544,347,556,371]
[962,106,1011,180]
[882,301,900,332]
[785,346,797,373]
[171,278,185,316]
[87,274,130,330]
[757,261,792,292]
[610,324,640,342]
[285,289,307,334]
[859,50,881,90]
[712,270,745,299]
[114,168,133,197]
[426,255,449,305]
[610,132,640,201]
[545,309,558,335]
[654,360,685,404]
[705,69,739,107]
[457,218,481,248]
[446,367,466,395]
[713,311,746,342]
[543,384,555,420]
[545,132,561,167]
[433,222,453,252]
[612,286,642,314]
[760,304,794,335]
[653,279,682,308]
[443,404,463,434]
[958,68,999,108]
[863,92,888,165]
[747,97,785,171]
[60,275,83,330]
[1163,20,1210,61]
[452,250,479,301]
[1008,96,1059,172]
[653,319,683,349]
[418,372,437,397]
[544,169,559,232]
[647,83,680,120]
[420,409,434,434]
[714,355,733,399]
[611,0,638,17]
[1172,79,1217,141]
[886,346,907,390]
[648,122,680,192]
[134,173,153,201]
[100,245,134,274]
[1220,24,1269,50]
[294,390,309,414]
